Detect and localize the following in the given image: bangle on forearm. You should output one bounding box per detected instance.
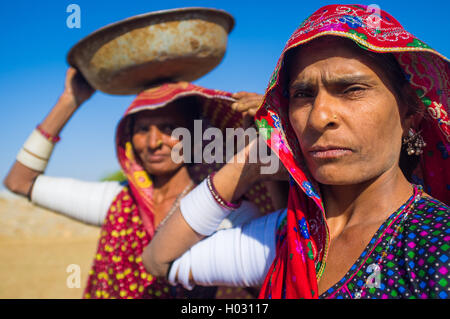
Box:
[207,172,242,210]
[180,179,232,236]
[166,260,175,282]
[36,124,61,143]
[167,258,180,286]
[16,129,56,172]
[168,255,195,290]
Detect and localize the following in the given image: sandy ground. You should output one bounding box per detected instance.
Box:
[0,191,100,299]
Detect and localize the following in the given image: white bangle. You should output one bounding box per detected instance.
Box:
[16,129,55,172]
[16,148,48,172]
[168,258,181,286]
[168,254,195,290]
[180,179,232,236]
[178,252,195,290]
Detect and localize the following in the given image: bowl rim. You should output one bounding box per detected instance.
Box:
[67,7,235,67]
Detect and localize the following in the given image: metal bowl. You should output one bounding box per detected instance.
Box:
[67,7,234,95]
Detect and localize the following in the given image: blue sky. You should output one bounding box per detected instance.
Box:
[1,0,448,189]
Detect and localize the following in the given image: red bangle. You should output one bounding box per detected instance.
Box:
[36,125,61,143]
[207,172,242,210]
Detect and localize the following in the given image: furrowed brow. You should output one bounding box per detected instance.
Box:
[323,74,376,86]
[289,80,315,92]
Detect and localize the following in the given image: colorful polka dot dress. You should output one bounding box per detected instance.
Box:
[320,195,449,299]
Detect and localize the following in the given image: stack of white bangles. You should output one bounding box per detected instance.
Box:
[16,129,56,172]
[169,179,285,290]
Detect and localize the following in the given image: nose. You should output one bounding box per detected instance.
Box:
[307,89,339,133]
[147,125,163,150]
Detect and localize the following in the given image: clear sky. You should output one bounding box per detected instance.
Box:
[1,0,448,189]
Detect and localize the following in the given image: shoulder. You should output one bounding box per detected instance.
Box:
[402,195,448,247]
[405,195,449,232]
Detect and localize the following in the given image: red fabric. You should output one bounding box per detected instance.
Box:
[256,4,449,299]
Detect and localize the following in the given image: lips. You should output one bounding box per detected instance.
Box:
[307,145,353,159]
[145,153,168,162]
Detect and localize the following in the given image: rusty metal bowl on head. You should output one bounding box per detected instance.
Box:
[67,7,235,95]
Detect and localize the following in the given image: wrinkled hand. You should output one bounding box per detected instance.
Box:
[231,92,264,128]
[62,67,95,107]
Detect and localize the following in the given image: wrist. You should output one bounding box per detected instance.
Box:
[208,172,242,209]
[213,163,260,203]
[36,124,61,143]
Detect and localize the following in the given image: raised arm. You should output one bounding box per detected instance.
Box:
[232,91,289,210]
[3,67,95,197]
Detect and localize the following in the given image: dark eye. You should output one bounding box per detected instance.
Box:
[134,124,149,133]
[292,90,314,98]
[344,86,366,95]
[161,124,176,134]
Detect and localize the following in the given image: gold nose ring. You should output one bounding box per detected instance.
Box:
[156,139,163,147]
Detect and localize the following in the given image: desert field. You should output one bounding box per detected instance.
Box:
[0,191,100,298]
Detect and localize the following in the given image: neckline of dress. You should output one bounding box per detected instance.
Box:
[319,185,423,298]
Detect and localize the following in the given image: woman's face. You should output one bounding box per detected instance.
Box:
[288,38,408,186]
[131,102,190,176]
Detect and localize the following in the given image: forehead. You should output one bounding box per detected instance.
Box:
[287,37,382,83]
[133,103,187,125]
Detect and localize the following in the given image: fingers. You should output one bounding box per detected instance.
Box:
[73,70,93,88]
[66,67,88,84]
[246,108,258,116]
[63,67,95,106]
[231,92,264,114]
[232,99,263,112]
[65,67,77,85]
[66,67,77,76]
[232,91,260,99]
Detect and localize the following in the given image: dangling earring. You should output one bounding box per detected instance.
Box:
[402,128,426,156]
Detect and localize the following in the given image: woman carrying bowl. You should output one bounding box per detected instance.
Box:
[143,4,449,299]
[3,67,282,299]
